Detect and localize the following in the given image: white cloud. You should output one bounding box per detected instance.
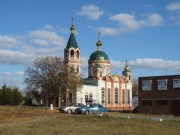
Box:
[166,2,180,23]
[97,27,119,36]
[110,59,125,70]
[109,13,163,33]
[76,5,103,20]
[2,72,13,76]
[0,50,34,65]
[166,2,180,11]
[0,24,67,65]
[29,30,66,47]
[43,24,54,30]
[145,13,163,26]
[111,58,180,73]
[15,71,25,76]
[1,71,24,76]
[110,13,142,31]
[0,35,18,48]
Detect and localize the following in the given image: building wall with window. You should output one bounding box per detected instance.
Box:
[76,75,132,111]
[138,75,180,115]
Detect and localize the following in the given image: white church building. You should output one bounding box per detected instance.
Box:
[63,20,133,111]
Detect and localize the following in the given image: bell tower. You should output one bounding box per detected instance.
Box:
[64,18,81,74]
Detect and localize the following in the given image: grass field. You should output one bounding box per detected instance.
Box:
[0,106,180,135]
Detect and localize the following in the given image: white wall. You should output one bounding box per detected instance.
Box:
[76,85,98,104]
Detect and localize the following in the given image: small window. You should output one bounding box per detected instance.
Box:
[100,71,102,77]
[89,93,93,101]
[76,50,79,58]
[157,100,168,105]
[122,89,125,104]
[94,71,97,77]
[77,66,79,73]
[128,89,130,104]
[142,100,152,105]
[101,88,105,104]
[85,95,88,102]
[70,50,74,58]
[108,88,111,104]
[142,80,152,91]
[114,87,118,104]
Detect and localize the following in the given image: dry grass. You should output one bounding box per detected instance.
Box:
[0,106,180,135]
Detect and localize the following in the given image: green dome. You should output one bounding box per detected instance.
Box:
[89,50,109,61]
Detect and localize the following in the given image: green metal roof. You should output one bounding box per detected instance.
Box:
[89,50,109,61]
[66,33,78,49]
[83,78,98,86]
[122,68,131,75]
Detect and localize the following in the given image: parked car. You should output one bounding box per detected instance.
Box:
[75,103,108,115]
[59,103,86,114]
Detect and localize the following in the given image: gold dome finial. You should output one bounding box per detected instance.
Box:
[70,18,75,33]
[96,32,102,51]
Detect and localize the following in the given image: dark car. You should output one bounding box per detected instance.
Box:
[75,103,108,115]
[59,103,86,114]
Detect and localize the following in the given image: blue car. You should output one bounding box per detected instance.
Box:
[75,103,108,115]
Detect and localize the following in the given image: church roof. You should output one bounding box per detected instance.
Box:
[122,60,131,74]
[89,50,109,61]
[66,33,78,49]
[83,78,98,86]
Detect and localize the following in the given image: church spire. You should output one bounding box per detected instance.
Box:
[96,32,102,51]
[70,18,75,33]
[125,60,128,68]
[66,18,78,49]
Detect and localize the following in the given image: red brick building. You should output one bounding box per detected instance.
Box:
[138,75,180,115]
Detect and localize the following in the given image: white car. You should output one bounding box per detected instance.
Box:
[59,103,86,114]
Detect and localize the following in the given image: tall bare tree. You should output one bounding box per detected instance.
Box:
[25,56,82,106]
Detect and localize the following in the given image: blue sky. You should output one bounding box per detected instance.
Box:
[0,0,180,90]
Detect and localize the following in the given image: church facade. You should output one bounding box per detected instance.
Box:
[63,20,133,111]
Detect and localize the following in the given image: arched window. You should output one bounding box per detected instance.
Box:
[100,71,102,77]
[129,75,131,80]
[77,66,79,73]
[85,94,88,103]
[108,88,111,104]
[69,93,72,103]
[114,87,118,104]
[89,93,93,101]
[123,89,125,104]
[94,71,96,77]
[70,50,74,58]
[76,50,79,58]
[128,89,130,104]
[101,87,105,104]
